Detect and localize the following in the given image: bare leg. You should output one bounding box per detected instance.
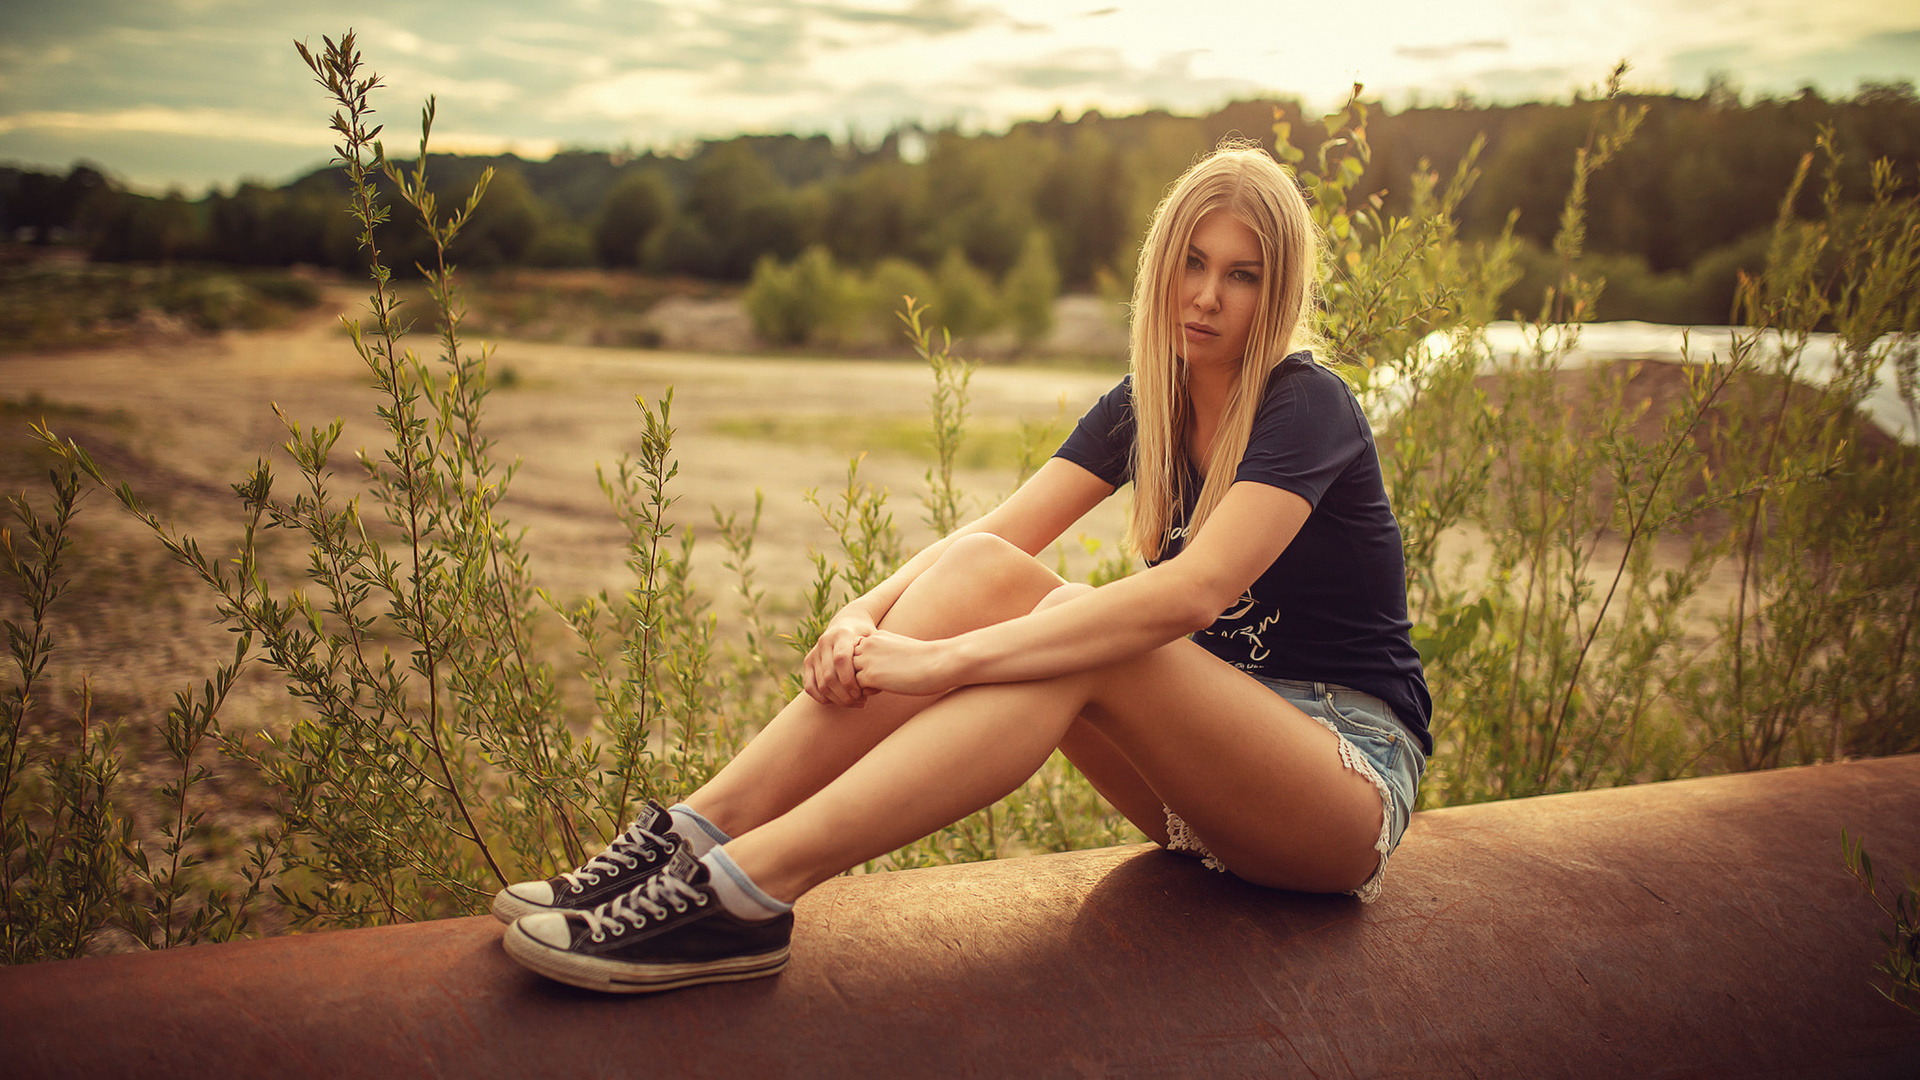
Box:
[1041,584,1178,846]
[684,533,1065,838]
[723,563,1387,903]
[1057,717,1174,846]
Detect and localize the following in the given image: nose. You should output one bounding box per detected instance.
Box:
[1194,274,1220,313]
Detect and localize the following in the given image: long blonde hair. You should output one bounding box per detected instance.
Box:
[1126,142,1321,561]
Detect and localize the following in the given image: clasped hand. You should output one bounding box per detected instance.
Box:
[802,610,958,706]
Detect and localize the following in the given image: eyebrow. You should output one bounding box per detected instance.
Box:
[1186,242,1262,269]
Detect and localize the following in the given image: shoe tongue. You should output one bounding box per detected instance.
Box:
[640,799,675,835]
[667,842,704,882]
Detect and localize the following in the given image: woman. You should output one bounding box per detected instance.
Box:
[497,143,1431,994]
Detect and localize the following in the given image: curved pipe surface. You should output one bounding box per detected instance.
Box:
[3,756,1918,1078]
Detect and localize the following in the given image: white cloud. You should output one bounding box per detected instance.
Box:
[375,26,463,64]
[425,130,563,158]
[392,71,522,110]
[558,70,710,122]
[0,106,326,147]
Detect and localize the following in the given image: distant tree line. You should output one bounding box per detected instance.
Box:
[3,81,1916,325]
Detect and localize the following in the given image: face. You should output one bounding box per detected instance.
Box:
[1175,210,1264,370]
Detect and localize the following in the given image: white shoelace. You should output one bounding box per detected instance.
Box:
[556,821,670,891]
[579,871,707,942]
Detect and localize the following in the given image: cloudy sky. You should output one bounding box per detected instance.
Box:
[3,0,1917,193]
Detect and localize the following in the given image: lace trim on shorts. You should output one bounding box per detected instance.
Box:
[1163,808,1227,872]
[1161,712,1397,903]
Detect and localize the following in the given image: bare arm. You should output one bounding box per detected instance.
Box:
[803,457,1115,705]
[849,479,1312,696]
[840,457,1111,623]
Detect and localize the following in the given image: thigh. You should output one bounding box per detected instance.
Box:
[1080,641,1387,893]
[1057,717,1175,845]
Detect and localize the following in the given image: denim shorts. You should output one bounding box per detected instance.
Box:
[1162,677,1427,902]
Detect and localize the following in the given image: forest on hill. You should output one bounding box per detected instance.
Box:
[4,81,1918,326]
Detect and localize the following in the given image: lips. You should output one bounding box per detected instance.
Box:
[1183,321,1219,339]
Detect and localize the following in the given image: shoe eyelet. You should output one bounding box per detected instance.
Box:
[671,902,687,913]
[590,932,605,943]
[610,924,624,935]
[694,895,708,907]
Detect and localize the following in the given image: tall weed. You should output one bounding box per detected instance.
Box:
[1703,134,1920,769]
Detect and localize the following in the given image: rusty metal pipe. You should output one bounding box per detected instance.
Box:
[4,756,1918,1078]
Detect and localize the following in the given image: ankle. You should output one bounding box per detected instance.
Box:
[716,832,825,906]
[667,803,732,857]
[701,847,794,921]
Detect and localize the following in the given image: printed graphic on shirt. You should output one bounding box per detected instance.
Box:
[1206,588,1280,666]
[1165,517,1271,669]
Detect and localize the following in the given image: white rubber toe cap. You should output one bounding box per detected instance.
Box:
[490,880,558,924]
[506,881,556,906]
[518,912,573,950]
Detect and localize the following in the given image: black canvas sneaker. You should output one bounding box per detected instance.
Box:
[490,800,682,924]
[502,845,793,993]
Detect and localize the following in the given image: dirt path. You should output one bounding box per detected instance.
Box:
[1,291,1129,727]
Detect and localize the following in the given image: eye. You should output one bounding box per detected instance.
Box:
[1185,253,1203,270]
[1231,269,1260,284]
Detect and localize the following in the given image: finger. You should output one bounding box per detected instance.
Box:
[826,656,861,707]
[820,665,848,706]
[837,657,875,707]
[802,653,828,705]
[832,648,860,698]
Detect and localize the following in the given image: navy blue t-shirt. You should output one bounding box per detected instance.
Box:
[1052,352,1433,754]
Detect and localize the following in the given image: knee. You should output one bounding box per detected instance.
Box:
[940,530,1026,569]
[934,532,1048,591]
[1031,581,1093,613]
[887,532,1063,637]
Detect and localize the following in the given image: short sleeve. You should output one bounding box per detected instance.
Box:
[1234,359,1368,508]
[1052,376,1134,488]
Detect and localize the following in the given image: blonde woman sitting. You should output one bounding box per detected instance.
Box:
[497,143,1431,994]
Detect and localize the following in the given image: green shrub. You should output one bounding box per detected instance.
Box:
[248,274,321,308]
[1001,229,1060,347]
[748,243,1047,351]
[744,245,862,346]
[863,257,937,339]
[594,170,671,268]
[932,247,1000,339]
[1684,230,1771,323]
[0,264,322,350]
[2,467,120,963]
[1844,830,1920,1016]
[523,222,595,268]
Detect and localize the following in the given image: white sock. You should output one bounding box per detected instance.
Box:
[667,803,731,857]
[700,847,792,921]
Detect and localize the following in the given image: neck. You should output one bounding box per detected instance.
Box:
[1184,360,1237,429]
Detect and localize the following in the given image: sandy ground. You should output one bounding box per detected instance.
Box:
[1,288,1130,736]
